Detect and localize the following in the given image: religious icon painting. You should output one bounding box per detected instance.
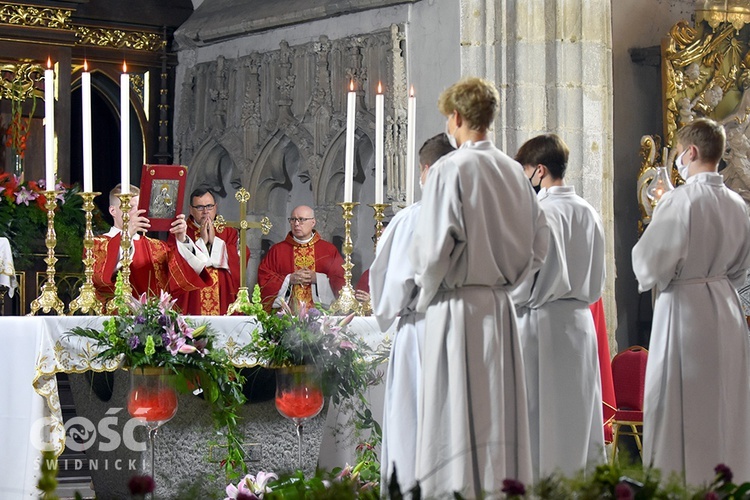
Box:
[137,164,188,231]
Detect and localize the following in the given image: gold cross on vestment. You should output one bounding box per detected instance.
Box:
[213,188,272,315]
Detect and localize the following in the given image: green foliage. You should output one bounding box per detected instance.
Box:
[0,177,107,271]
[37,450,59,500]
[240,285,384,406]
[66,288,248,480]
[265,469,380,500]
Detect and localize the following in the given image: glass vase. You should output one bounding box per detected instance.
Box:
[275,365,324,470]
[11,149,23,183]
[127,367,178,482]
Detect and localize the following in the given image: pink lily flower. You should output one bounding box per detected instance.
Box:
[178,343,197,354]
[338,312,356,328]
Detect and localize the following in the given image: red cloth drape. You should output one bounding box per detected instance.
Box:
[590,297,616,442]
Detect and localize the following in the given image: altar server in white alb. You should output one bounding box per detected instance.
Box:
[513,134,606,481]
[370,133,454,494]
[410,77,548,498]
[633,118,750,485]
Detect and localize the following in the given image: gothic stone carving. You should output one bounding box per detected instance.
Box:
[175,26,407,227]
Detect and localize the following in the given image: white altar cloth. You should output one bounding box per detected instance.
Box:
[1,315,390,499]
[0,236,17,297]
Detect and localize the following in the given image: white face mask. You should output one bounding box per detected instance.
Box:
[444,120,458,149]
[675,149,690,180]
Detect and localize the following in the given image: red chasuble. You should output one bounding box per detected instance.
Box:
[355,269,370,293]
[92,233,212,301]
[257,231,345,311]
[171,223,247,315]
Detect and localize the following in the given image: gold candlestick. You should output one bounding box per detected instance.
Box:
[330,202,363,315]
[107,193,134,313]
[69,191,103,315]
[368,203,390,247]
[29,190,65,315]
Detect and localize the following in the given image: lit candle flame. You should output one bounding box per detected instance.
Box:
[410,85,414,97]
[83,60,88,72]
[349,80,354,92]
[123,61,127,73]
[377,81,382,94]
[47,57,52,69]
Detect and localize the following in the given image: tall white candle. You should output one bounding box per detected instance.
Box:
[344,80,356,203]
[120,62,130,195]
[44,58,55,190]
[405,86,416,206]
[375,82,384,204]
[82,61,93,192]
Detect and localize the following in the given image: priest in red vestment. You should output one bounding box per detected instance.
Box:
[170,188,248,315]
[92,184,212,301]
[257,205,345,311]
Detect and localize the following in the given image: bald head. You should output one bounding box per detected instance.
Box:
[289,205,317,239]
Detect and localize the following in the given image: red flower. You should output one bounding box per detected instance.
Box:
[501,478,526,496]
[615,482,634,500]
[127,474,155,495]
[714,463,733,483]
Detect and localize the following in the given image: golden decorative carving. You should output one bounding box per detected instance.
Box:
[75,26,165,52]
[130,73,144,104]
[661,11,750,213]
[663,20,743,146]
[0,61,43,102]
[696,1,750,31]
[0,3,71,30]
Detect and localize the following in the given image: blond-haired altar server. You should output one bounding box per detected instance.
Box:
[411,77,548,498]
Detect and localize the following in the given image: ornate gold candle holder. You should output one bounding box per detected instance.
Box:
[106,193,134,313]
[29,190,65,315]
[330,202,363,316]
[368,203,390,247]
[69,191,103,315]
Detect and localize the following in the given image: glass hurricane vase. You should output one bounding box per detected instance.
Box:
[127,367,178,481]
[275,365,324,471]
[10,148,23,183]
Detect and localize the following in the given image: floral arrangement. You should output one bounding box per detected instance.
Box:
[239,285,383,406]
[0,174,107,270]
[67,284,249,479]
[225,471,279,500]
[5,92,35,158]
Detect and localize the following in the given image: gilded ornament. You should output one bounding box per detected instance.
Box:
[75,26,165,52]
[0,62,44,102]
[0,4,71,29]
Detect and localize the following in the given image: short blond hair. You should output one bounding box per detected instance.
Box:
[438,77,500,131]
[109,184,140,207]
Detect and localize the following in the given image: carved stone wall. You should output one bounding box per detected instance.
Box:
[174,27,406,285]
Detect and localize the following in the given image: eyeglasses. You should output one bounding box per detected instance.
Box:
[191,204,216,211]
[288,217,314,224]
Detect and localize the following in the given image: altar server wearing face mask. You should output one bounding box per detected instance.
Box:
[512,134,607,481]
[633,117,750,485]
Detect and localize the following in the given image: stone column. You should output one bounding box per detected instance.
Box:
[460,0,617,348]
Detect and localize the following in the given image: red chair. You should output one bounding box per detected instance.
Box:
[610,345,648,463]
